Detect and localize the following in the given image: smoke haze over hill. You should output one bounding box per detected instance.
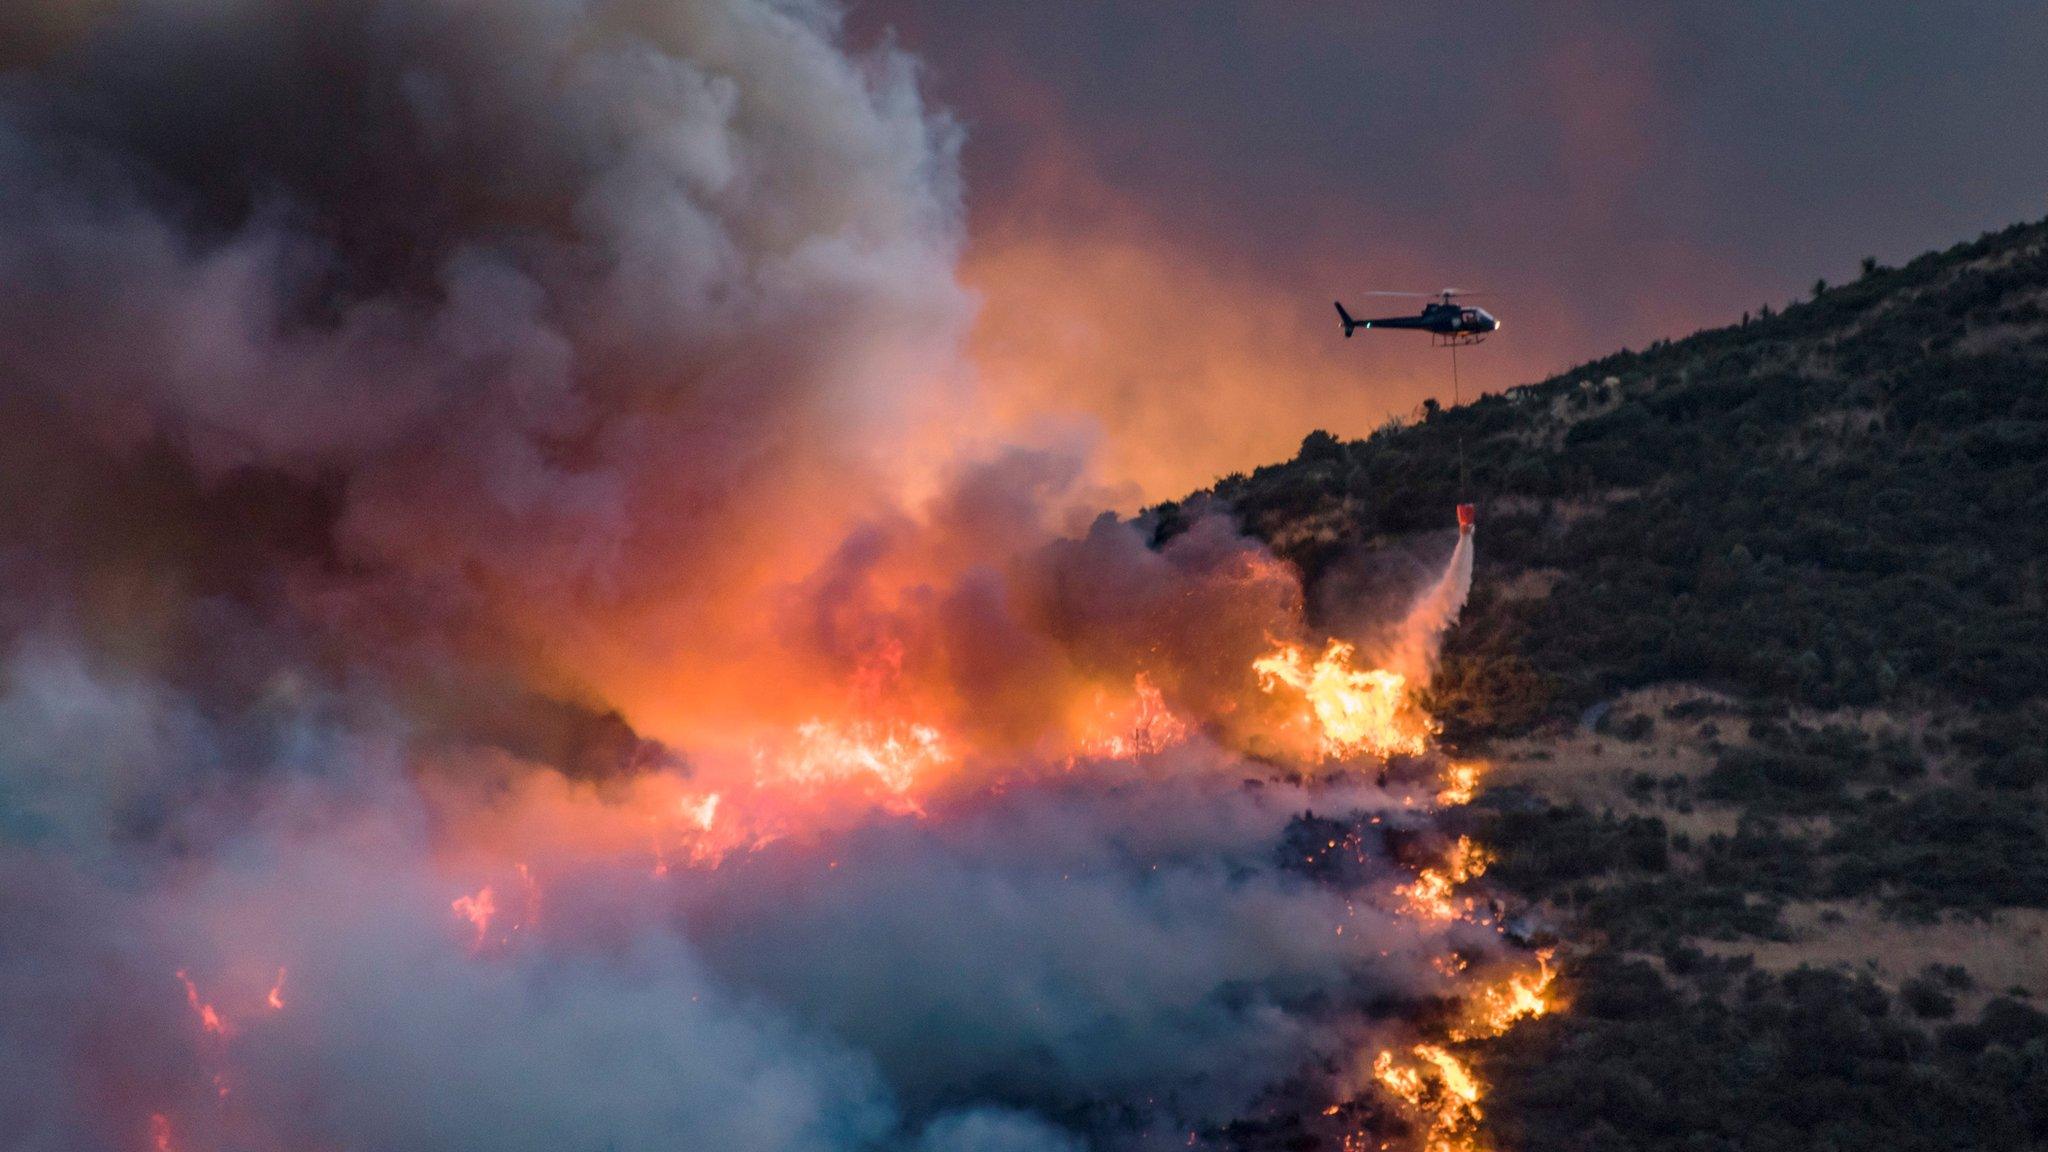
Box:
[0,4,1521,1150]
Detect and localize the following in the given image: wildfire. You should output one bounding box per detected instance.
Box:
[1396,836,1492,922]
[1078,673,1189,760]
[1373,1044,1485,1152]
[449,863,544,950]
[174,970,228,1037]
[149,1113,175,1152]
[1254,639,1434,760]
[661,789,750,870]
[638,722,951,877]
[682,792,721,831]
[515,863,540,932]
[266,967,287,1011]
[1342,809,1554,1152]
[1436,761,1483,807]
[681,792,722,862]
[451,886,496,948]
[764,718,950,805]
[1453,951,1556,1041]
[1352,932,1555,1151]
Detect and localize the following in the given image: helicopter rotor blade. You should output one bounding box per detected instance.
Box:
[1356,289,1496,298]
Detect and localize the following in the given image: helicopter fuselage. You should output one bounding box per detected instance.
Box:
[1357,302,1498,337]
[1335,296,1499,343]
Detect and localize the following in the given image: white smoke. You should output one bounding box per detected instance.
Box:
[0,638,1463,1149]
[1386,529,1475,685]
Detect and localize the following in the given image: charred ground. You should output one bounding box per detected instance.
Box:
[1178,217,2048,1150]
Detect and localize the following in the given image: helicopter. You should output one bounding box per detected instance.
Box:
[1334,290,1499,346]
[1333,289,1497,520]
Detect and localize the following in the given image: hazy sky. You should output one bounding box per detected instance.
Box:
[851,1,2048,492]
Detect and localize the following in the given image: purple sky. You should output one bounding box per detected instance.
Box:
[852,1,2048,457]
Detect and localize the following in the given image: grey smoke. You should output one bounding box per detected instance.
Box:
[0,2,1485,1149]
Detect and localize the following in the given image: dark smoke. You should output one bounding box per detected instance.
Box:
[0,0,972,743]
[0,3,1487,1149]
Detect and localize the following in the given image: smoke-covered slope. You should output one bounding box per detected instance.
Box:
[0,6,1542,1151]
[1196,217,2048,1151]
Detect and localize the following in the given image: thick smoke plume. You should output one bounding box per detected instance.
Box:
[0,3,1515,1150]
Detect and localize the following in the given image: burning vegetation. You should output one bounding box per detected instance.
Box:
[1198,202,2048,1149]
[0,1,1551,1150]
[1254,639,1435,761]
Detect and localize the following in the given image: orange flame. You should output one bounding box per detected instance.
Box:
[1077,673,1189,760]
[450,886,496,948]
[762,718,950,808]
[1351,949,1555,1151]
[1436,761,1484,807]
[1396,836,1492,922]
[635,723,951,875]
[174,970,228,1037]
[681,792,721,831]
[651,792,731,872]
[1254,639,1434,760]
[149,1113,174,1152]
[265,967,287,1011]
[1452,951,1556,1041]
[1373,1044,1485,1152]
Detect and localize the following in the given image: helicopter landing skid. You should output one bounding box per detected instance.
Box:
[1434,333,1488,348]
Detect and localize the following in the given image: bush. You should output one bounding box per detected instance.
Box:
[1900,975,1957,1020]
[1484,958,2048,1152]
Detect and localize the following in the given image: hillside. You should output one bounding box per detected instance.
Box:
[1182,217,2048,1151]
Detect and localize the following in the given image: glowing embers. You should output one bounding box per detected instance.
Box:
[1076,673,1188,761]
[1255,639,1435,761]
[1373,1044,1485,1152]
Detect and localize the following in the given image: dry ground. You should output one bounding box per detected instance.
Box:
[1488,682,2044,1005]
